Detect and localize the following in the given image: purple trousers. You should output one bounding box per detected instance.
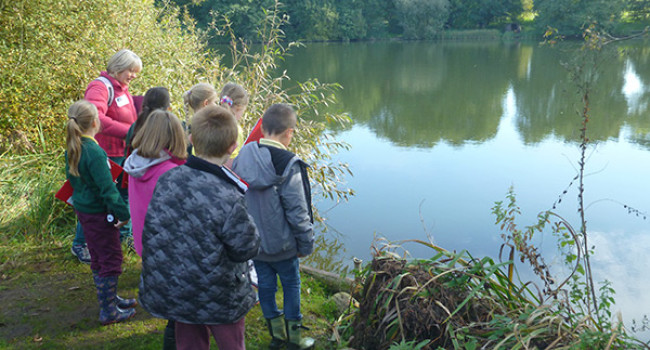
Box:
[76,211,123,277]
[175,317,246,350]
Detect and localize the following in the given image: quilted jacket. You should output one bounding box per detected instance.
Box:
[138,155,260,324]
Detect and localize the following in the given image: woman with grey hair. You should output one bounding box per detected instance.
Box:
[71,49,142,263]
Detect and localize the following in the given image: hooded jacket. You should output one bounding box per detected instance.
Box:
[84,71,137,157]
[232,141,314,262]
[139,155,260,325]
[123,150,185,256]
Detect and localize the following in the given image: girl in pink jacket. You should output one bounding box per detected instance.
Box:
[123,105,188,257]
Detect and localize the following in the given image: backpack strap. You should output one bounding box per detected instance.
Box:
[95,76,114,107]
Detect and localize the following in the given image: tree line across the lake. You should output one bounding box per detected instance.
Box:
[166,0,650,41]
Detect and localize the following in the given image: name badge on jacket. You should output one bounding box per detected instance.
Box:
[115,95,129,107]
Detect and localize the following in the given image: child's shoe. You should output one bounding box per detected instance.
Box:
[92,271,137,309]
[93,274,136,325]
[266,315,287,349]
[286,319,315,350]
[71,244,91,264]
[116,295,138,309]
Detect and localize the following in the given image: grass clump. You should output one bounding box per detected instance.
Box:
[343,238,645,349]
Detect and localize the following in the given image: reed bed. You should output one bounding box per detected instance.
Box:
[347,239,642,350]
[0,151,71,243]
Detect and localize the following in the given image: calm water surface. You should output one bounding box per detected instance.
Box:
[279,41,650,333]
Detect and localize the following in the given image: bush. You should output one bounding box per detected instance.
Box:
[0,0,209,152]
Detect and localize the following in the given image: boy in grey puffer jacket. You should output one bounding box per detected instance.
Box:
[139,105,260,350]
[233,103,315,350]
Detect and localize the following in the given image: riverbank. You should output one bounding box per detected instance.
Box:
[0,238,343,349]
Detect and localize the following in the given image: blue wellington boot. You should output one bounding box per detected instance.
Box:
[92,271,137,309]
[93,274,136,325]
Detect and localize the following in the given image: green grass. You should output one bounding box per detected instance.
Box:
[0,237,346,349]
[0,149,351,349]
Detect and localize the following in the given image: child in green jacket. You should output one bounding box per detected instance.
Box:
[65,100,136,325]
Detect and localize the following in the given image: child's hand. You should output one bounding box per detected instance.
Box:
[115,220,129,229]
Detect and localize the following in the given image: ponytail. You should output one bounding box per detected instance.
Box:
[66,100,98,177]
[183,83,217,128]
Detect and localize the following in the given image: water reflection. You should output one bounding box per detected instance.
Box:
[283,41,650,147]
[590,230,650,339]
[280,41,650,338]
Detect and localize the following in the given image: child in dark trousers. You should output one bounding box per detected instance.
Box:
[65,100,136,325]
[233,103,315,350]
[139,105,260,350]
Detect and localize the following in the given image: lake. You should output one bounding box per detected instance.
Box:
[279,40,650,336]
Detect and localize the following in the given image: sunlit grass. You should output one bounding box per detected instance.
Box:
[0,234,340,349]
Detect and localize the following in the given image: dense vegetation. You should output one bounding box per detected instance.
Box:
[167,0,650,41]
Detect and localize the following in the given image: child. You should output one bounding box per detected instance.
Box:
[218,82,249,167]
[124,86,171,158]
[182,82,218,129]
[65,100,136,325]
[139,105,260,350]
[123,107,186,349]
[123,109,187,257]
[183,82,218,157]
[232,103,315,350]
[217,82,258,291]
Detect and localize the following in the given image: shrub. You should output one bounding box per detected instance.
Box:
[0,0,209,152]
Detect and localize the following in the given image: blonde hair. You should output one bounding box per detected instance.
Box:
[131,110,188,160]
[106,49,142,75]
[183,83,217,122]
[219,82,249,108]
[66,100,98,177]
[191,105,237,158]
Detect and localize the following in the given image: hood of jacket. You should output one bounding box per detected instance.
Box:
[233,142,288,190]
[123,149,171,179]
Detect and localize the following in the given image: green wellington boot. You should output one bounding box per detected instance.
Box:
[266,315,287,349]
[285,319,315,350]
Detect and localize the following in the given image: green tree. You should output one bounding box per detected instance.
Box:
[333,0,367,40]
[625,0,650,21]
[279,0,339,41]
[394,0,450,39]
[534,0,626,36]
[446,0,523,29]
[0,0,207,149]
[165,0,276,40]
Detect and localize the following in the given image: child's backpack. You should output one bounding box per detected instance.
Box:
[95,76,115,107]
